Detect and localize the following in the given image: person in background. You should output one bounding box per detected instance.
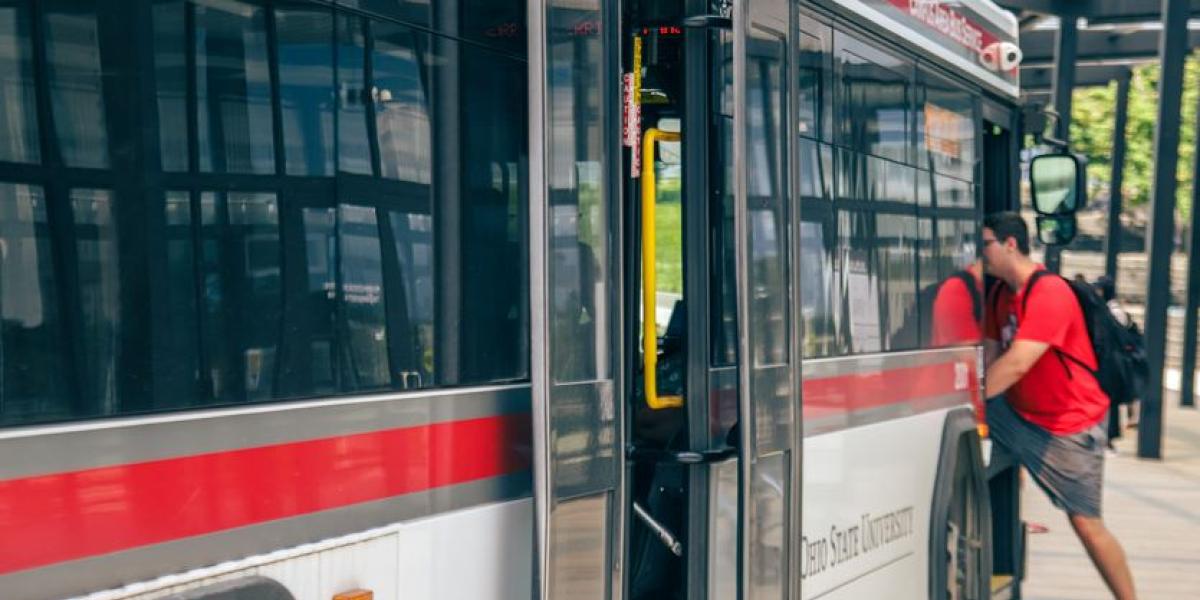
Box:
[981,212,1137,600]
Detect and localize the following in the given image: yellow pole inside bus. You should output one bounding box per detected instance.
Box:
[642,128,682,410]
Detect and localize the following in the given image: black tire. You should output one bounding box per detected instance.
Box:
[931,409,993,600]
[945,442,990,600]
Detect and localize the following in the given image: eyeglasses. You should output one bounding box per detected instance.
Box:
[982,238,1000,247]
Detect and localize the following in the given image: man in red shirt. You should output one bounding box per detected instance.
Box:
[981,212,1136,600]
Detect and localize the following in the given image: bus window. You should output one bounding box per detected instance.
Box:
[835,31,914,165]
[0,0,39,164]
[797,16,831,143]
[0,184,68,423]
[918,69,977,181]
[43,4,112,169]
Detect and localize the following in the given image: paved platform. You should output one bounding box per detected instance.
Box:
[1022,392,1200,599]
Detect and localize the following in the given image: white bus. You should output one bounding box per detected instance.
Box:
[0,0,1024,598]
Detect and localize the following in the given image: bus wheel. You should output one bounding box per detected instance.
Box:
[946,442,987,600]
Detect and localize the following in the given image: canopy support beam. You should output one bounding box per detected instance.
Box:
[1140,0,1191,459]
[1180,84,1200,409]
[1045,17,1078,274]
[1103,70,1131,284]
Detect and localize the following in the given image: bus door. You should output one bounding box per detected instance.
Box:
[729,0,801,598]
[620,0,799,598]
[530,0,625,599]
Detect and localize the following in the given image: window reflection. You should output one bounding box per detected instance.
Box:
[547,0,609,383]
[373,24,432,183]
[836,32,911,164]
[277,6,335,176]
[839,210,880,353]
[154,1,188,171]
[796,18,830,142]
[0,0,530,426]
[875,213,917,350]
[798,138,837,359]
[72,189,120,411]
[194,0,275,174]
[44,2,110,168]
[199,191,282,402]
[0,184,65,423]
[292,206,337,394]
[0,1,40,163]
[919,70,976,180]
[158,192,201,405]
[388,211,434,386]
[747,26,789,367]
[336,14,372,175]
[338,204,390,389]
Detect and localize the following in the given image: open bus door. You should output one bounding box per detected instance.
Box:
[528,0,802,597]
[620,0,801,598]
[729,1,802,597]
[529,0,625,598]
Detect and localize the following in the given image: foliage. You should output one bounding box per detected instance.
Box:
[1066,52,1200,220]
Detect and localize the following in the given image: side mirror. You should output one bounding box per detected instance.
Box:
[1030,153,1085,215]
[1036,214,1077,246]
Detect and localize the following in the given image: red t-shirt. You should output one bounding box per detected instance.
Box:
[986,267,1109,434]
[931,274,983,346]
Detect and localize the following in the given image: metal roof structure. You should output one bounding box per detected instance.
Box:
[997,0,1200,458]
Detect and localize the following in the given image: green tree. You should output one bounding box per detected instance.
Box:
[1067,53,1200,220]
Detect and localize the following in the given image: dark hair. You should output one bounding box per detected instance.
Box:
[983,211,1030,255]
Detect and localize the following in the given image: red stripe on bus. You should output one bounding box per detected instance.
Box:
[0,413,530,575]
[802,360,980,420]
[0,359,974,575]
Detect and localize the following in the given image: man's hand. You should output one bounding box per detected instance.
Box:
[984,339,1050,398]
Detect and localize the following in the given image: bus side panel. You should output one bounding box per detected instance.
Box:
[94,499,532,600]
[800,407,956,600]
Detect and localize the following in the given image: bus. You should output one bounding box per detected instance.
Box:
[0,0,1025,598]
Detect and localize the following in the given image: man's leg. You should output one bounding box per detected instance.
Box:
[1068,513,1136,600]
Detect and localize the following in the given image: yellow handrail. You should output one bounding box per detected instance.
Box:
[642,128,683,410]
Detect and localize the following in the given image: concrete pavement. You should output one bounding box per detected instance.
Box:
[1021,390,1200,599]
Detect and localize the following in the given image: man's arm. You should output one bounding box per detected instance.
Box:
[984,339,1050,398]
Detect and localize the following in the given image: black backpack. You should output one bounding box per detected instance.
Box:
[1022,271,1149,404]
[895,271,980,348]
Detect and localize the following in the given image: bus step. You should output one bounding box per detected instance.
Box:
[990,574,1014,600]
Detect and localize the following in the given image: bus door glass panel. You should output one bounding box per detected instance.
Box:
[737,1,796,597]
[540,0,619,597]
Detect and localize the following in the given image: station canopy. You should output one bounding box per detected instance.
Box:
[998,0,1200,102]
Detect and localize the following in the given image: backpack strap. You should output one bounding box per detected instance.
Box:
[987,279,1006,321]
[1019,269,1054,316]
[1019,271,1103,382]
[951,270,982,322]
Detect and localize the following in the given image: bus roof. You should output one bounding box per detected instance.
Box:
[829,0,1020,99]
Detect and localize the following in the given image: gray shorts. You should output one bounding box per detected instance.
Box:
[986,398,1107,518]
